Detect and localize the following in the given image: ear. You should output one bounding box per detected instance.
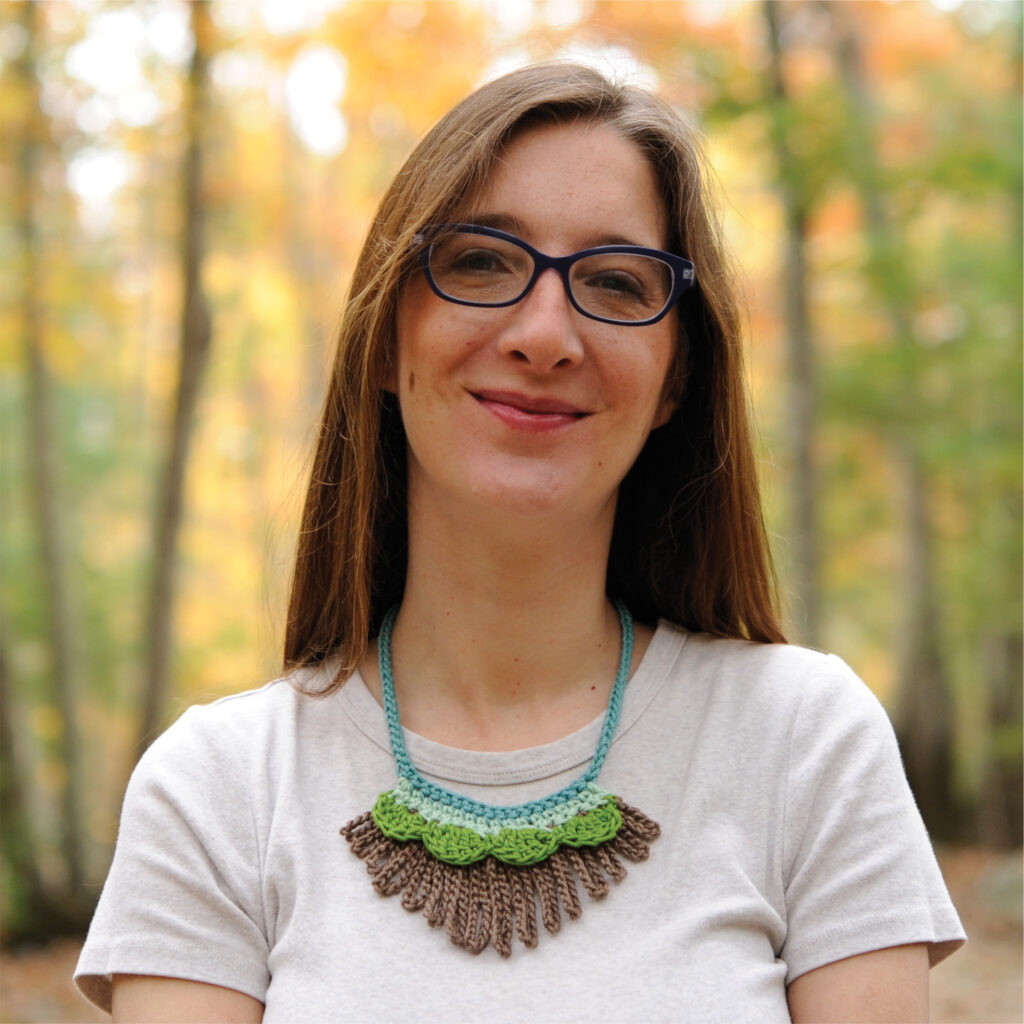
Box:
[653,361,685,429]
[652,392,677,430]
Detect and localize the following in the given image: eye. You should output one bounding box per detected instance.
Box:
[427,233,531,302]
[584,269,647,301]
[447,246,514,276]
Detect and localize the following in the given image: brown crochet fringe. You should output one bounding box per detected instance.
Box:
[340,798,660,957]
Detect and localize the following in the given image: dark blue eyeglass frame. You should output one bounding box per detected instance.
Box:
[412,223,696,327]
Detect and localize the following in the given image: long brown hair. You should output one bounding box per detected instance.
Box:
[284,62,785,687]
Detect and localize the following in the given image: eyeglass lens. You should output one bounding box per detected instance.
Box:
[427,230,675,323]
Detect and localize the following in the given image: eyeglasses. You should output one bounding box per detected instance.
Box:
[412,224,696,326]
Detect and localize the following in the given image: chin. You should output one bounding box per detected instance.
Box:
[408,449,622,527]
[469,464,615,522]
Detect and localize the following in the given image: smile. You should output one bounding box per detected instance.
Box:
[471,390,590,432]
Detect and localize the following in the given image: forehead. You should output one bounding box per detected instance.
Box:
[456,120,669,250]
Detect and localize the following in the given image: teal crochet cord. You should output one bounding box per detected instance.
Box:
[378,599,634,822]
[340,600,661,956]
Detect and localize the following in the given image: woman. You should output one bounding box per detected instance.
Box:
[76,63,963,1022]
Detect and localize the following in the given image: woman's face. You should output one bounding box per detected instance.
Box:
[393,120,678,530]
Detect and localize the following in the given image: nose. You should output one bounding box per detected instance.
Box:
[495,268,585,372]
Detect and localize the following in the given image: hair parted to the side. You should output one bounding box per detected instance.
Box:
[284,61,786,690]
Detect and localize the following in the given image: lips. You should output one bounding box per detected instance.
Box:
[471,389,588,416]
[471,389,590,432]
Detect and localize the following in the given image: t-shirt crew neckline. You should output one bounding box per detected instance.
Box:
[337,619,687,788]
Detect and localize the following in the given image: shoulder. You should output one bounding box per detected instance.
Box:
[655,621,888,734]
[632,624,901,804]
[133,662,345,788]
[674,623,862,684]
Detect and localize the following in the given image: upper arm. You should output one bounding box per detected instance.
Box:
[780,659,964,981]
[75,707,271,1011]
[112,974,264,1024]
[786,943,929,1024]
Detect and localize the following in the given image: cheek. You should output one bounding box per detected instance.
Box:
[649,323,681,426]
[618,341,676,424]
[397,313,494,402]
[394,277,438,369]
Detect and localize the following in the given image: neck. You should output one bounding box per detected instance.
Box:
[367,492,632,750]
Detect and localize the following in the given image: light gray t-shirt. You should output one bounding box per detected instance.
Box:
[75,622,964,1022]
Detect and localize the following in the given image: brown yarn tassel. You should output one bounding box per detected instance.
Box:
[340,799,661,957]
[486,857,515,957]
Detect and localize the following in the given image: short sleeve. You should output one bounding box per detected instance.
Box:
[779,656,965,982]
[74,705,270,1012]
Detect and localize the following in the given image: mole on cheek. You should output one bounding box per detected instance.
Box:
[408,371,415,392]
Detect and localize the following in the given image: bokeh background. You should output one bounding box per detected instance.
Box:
[1,0,1021,1020]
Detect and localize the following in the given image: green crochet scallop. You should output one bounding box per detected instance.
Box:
[372,790,623,866]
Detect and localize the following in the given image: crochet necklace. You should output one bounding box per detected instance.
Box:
[340,600,661,957]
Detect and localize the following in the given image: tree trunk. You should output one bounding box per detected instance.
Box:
[892,444,957,836]
[825,2,958,838]
[15,0,87,894]
[762,0,822,647]
[0,631,46,921]
[138,1,214,752]
[977,632,1023,848]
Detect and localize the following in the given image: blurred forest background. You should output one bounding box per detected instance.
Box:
[1,0,1021,965]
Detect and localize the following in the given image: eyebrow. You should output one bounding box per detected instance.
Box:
[458,212,527,235]
[457,212,653,251]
